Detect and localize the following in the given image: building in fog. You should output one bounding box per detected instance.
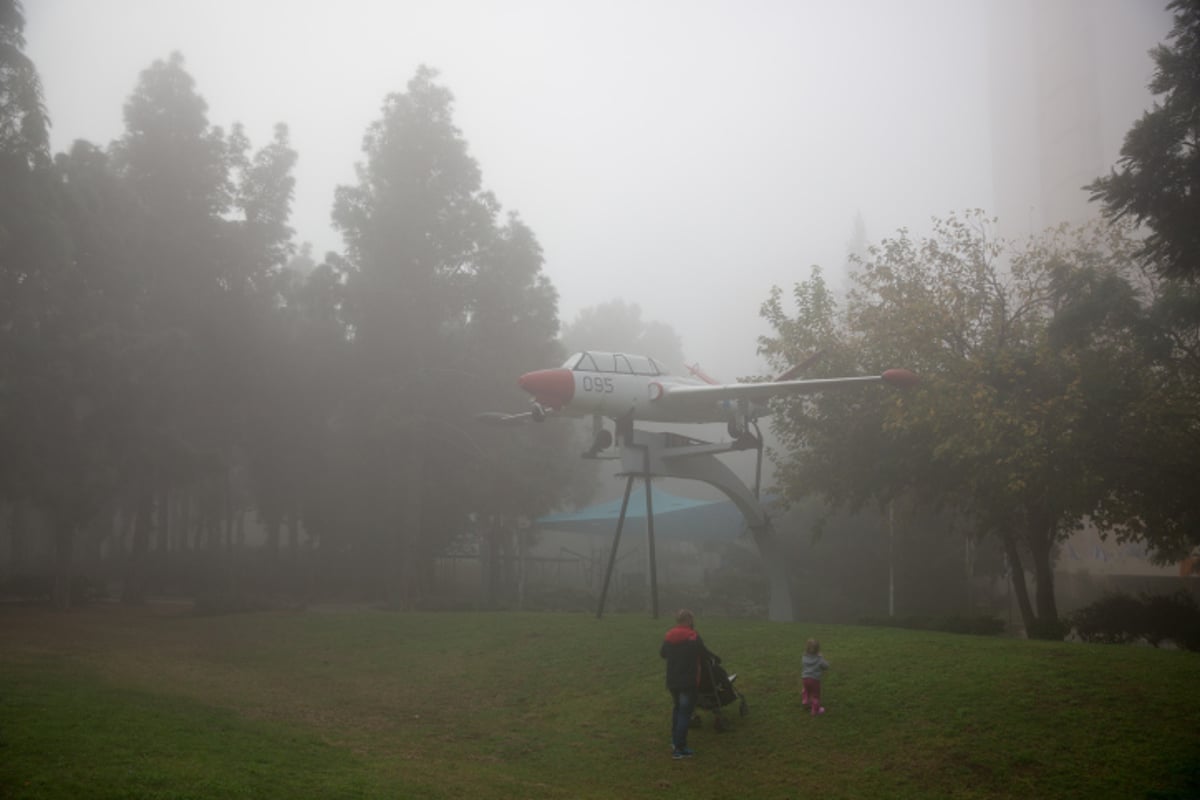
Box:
[987,0,1171,239]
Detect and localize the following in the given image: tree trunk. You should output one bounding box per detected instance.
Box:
[117,503,135,558]
[9,502,28,571]
[51,515,75,611]
[223,467,234,554]
[235,508,245,549]
[85,508,112,577]
[156,484,169,556]
[174,491,190,553]
[396,447,424,608]
[1001,531,1036,633]
[122,484,153,605]
[287,508,299,567]
[1028,527,1060,623]
[265,517,281,561]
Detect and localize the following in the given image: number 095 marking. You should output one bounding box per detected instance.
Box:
[581,376,615,393]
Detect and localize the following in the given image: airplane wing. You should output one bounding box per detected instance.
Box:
[658,369,918,405]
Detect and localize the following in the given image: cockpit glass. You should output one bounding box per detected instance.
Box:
[562,351,668,375]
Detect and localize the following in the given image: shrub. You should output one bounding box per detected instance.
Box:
[1070,591,1200,651]
[857,615,1005,636]
[1140,591,1200,651]
[1071,593,1144,644]
[1025,616,1069,641]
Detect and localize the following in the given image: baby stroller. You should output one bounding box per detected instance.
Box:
[691,654,749,732]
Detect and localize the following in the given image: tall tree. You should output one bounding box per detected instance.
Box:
[109,52,230,601]
[333,67,571,604]
[0,0,48,165]
[229,122,307,588]
[0,0,54,513]
[460,213,593,604]
[110,53,298,602]
[1087,0,1200,560]
[1088,0,1200,281]
[0,0,110,608]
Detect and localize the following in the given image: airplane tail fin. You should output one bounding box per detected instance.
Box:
[686,363,721,385]
[773,349,824,382]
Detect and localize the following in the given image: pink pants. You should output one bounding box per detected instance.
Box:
[802,678,822,712]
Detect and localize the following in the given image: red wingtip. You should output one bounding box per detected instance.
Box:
[882,368,919,388]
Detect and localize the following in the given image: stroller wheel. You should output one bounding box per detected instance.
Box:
[714,714,729,733]
[739,699,750,717]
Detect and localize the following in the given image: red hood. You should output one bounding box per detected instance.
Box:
[663,625,697,645]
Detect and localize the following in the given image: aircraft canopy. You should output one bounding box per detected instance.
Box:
[561,351,668,376]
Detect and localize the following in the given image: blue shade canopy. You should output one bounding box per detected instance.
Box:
[536,487,746,541]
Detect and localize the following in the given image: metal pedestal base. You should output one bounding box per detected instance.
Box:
[594,429,793,622]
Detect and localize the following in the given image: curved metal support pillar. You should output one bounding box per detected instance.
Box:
[618,430,795,622]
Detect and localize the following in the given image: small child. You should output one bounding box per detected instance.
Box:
[801,638,830,716]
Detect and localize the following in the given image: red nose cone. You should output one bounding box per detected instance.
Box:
[518,368,575,409]
[882,368,920,388]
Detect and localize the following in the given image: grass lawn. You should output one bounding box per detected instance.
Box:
[1,603,1197,799]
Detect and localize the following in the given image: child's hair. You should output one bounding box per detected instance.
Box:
[676,609,695,627]
[805,638,820,655]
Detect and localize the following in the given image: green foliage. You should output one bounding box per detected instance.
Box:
[1071,590,1200,651]
[1088,0,1200,281]
[2,607,1199,799]
[758,215,1200,642]
[759,214,1192,636]
[1085,277,1200,564]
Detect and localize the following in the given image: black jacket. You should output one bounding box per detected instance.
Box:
[660,624,717,691]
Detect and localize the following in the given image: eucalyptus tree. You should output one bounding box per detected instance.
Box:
[760,213,1169,636]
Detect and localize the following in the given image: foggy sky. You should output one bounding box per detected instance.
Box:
[24,1,1163,380]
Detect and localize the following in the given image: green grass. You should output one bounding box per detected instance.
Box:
[1,605,1197,799]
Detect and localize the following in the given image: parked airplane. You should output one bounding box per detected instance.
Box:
[479,350,917,454]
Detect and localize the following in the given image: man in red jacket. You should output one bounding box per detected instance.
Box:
[660,609,719,759]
